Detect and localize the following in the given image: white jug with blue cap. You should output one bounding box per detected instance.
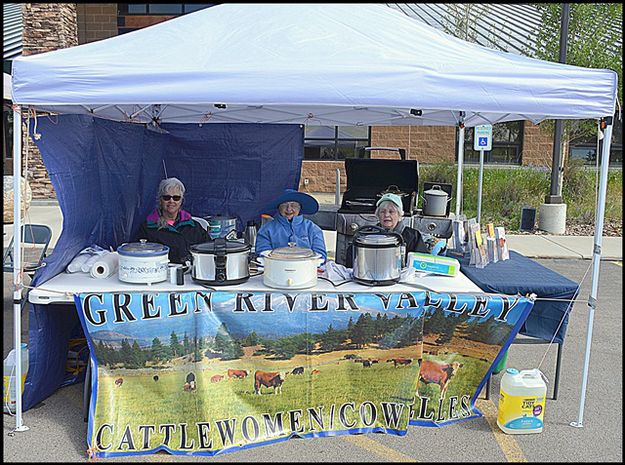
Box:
[497,367,547,434]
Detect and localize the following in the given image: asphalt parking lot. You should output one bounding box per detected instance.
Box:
[3,259,623,462]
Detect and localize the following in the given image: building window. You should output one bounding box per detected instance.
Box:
[461,121,524,165]
[568,118,623,167]
[304,126,370,160]
[119,4,214,15]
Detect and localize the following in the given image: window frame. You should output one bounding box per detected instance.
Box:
[118,4,214,15]
[304,126,371,161]
[460,121,525,166]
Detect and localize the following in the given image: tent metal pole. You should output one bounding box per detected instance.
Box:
[570,119,613,428]
[477,149,485,223]
[455,121,465,217]
[12,106,29,432]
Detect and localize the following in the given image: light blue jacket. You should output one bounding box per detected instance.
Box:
[256,214,327,263]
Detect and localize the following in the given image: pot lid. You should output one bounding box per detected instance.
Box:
[118,239,169,257]
[423,185,448,197]
[355,234,400,246]
[191,239,250,254]
[268,242,318,260]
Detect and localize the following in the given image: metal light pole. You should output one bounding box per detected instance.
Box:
[545,3,570,204]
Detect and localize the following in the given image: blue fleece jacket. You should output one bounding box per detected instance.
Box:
[255,214,327,263]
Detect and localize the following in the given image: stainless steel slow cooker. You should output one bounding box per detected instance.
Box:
[261,243,322,290]
[352,225,403,286]
[190,238,250,285]
[117,239,170,284]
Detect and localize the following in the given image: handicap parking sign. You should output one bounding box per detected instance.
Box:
[474,125,492,151]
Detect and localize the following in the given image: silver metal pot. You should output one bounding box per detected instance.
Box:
[352,225,403,286]
[117,239,170,284]
[422,185,450,217]
[190,238,250,285]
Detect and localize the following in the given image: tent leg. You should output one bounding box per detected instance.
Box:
[455,120,465,217]
[570,119,613,428]
[12,107,29,432]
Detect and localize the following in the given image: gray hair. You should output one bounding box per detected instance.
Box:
[158,177,186,198]
[157,177,186,229]
[375,199,403,218]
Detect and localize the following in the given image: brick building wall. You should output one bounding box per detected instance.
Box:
[299,123,554,192]
[76,4,117,44]
[21,3,79,198]
[522,122,555,167]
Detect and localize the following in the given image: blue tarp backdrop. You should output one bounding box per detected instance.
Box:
[23,115,303,410]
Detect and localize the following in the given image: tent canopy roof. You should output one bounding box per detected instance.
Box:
[11,3,618,127]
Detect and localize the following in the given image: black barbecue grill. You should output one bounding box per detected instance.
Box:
[334,150,453,267]
[339,157,419,216]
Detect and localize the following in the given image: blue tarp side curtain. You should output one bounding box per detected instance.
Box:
[30,115,304,286]
[23,114,303,410]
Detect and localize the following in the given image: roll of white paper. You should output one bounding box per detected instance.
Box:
[90,252,119,279]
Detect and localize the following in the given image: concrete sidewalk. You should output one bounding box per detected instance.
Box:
[3,202,623,260]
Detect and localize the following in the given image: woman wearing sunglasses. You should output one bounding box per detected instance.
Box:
[255,189,327,263]
[137,177,209,264]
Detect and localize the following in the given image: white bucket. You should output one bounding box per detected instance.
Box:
[3,343,29,414]
[497,368,547,434]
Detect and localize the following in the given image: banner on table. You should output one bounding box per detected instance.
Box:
[75,290,533,457]
[410,292,533,427]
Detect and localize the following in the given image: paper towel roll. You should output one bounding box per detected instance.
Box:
[90,252,119,279]
[67,253,91,273]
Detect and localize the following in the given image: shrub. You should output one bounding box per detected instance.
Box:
[418,163,622,231]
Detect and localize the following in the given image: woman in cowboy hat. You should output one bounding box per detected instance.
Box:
[255,189,327,263]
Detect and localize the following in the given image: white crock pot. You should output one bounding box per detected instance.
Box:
[261,243,322,290]
[117,239,169,284]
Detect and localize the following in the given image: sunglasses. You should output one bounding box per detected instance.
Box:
[161,195,182,201]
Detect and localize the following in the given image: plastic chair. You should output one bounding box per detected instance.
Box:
[192,216,209,231]
[3,224,53,274]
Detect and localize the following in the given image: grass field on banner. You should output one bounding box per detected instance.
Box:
[413,354,491,422]
[91,348,420,452]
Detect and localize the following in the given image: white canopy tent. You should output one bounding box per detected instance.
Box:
[9,3,617,432]
[3,73,12,101]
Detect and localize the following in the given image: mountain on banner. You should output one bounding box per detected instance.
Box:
[90,330,152,349]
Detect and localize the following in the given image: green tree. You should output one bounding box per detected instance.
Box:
[320,324,343,352]
[530,3,622,150]
[169,331,182,358]
[150,337,167,362]
[119,338,133,366]
[351,313,375,348]
[183,332,191,355]
[241,331,261,347]
[130,340,144,368]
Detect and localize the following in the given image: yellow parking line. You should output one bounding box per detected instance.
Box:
[343,434,417,462]
[476,399,527,462]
